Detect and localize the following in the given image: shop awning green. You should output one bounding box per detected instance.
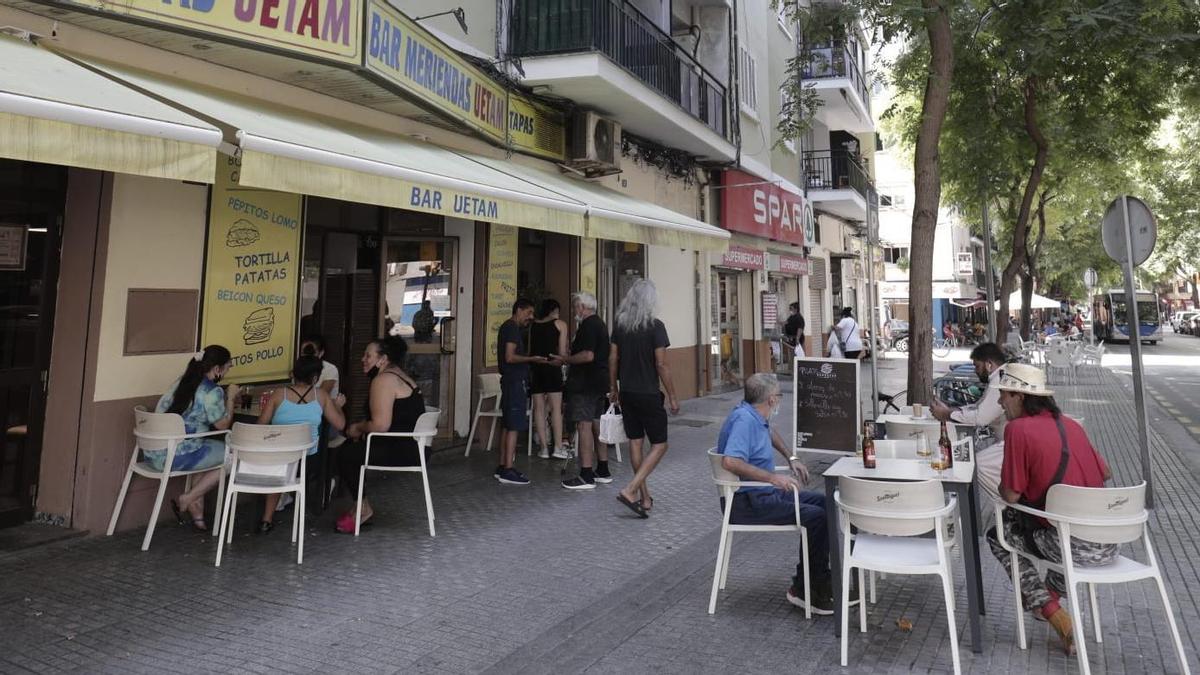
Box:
[0,36,220,182]
[78,58,588,237]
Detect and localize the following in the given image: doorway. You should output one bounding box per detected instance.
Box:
[710,269,743,391]
[0,161,65,528]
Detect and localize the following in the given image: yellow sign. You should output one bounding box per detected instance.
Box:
[201,156,303,384]
[484,224,518,368]
[66,0,361,64]
[579,237,597,297]
[509,96,567,160]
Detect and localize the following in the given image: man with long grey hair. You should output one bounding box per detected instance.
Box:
[610,279,678,518]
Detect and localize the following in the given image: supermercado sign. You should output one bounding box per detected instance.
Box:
[720,169,809,247]
[721,245,766,270]
[67,0,361,64]
[365,0,565,158]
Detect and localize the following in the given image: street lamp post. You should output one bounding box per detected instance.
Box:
[982,196,997,342]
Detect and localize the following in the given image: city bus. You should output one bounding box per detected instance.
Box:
[1092,289,1162,344]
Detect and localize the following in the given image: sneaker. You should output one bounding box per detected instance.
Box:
[537,447,551,459]
[594,466,614,484]
[275,493,294,512]
[786,585,834,616]
[496,468,530,485]
[551,447,572,460]
[561,475,596,490]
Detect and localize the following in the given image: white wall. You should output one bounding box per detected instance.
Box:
[648,246,697,348]
[444,217,474,437]
[94,175,209,401]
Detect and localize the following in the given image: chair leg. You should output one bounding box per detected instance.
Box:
[941,568,962,675]
[226,489,237,544]
[141,473,172,552]
[291,489,299,543]
[840,559,852,666]
[1152,574,1192,675]
[485,416,497,453]
[869,571,877,604]
[297,487,305,565]
[708,525,730,615]
[527,414,533,456]
[719,532,733,590]
[215,486,235,567]
[106,456,136,536]
[858,568,867,633]
[465,407,481,457]
[1088,583,1102,643]
[1012,553,1027,650]
[800,529,811,620]
[1066,578,1091,675]
[420,466,436,537]
[212,466,226,538]
[355,466,367,537]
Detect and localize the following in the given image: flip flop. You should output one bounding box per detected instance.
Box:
[641,497,653,512]
[616,494,649,519]
[169,499,186,525]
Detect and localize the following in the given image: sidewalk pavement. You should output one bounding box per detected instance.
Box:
[0,353,1195,674]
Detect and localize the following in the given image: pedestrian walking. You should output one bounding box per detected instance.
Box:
[495,298,546,485]
[831,307,863,359]
[985,363,1116,655]
[530,298,570,460]
[553,291,612,490]
[784,302,806,357]
[610,280,679,518]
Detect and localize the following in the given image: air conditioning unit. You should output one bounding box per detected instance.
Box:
[567,111,621,176]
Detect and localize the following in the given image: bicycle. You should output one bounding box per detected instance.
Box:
[932,334,952,358]
[878,390,908,414]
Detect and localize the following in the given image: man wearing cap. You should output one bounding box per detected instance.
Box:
[986,363,1116,655]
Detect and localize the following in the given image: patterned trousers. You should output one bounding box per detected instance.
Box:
[986,508,1118,612]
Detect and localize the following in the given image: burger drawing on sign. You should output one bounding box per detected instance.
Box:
[225,219,260,247]
[820,363,833,375]
[242,307,274,345]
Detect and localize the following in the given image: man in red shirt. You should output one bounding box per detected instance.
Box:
[986,363,1117,655]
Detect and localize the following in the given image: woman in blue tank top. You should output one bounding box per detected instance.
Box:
[255,355,346,534]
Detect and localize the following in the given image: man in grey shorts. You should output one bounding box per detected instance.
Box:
[552,291,612,490]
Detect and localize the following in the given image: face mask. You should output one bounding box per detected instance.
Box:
[770,397,782,419]
[367,365,380,380]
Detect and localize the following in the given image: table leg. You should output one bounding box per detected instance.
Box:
[825,475,842,637]
[968,482,986,615]
[953,483,984,653]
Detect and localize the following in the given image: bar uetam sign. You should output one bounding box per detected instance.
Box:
[721,169,808,247]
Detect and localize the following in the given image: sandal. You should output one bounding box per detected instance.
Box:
[169,499,186,525]
[641,496,654,512]
[257,521,275,535]
[616,493,649,519]
[189,517,209,533]
[334,511,373,534]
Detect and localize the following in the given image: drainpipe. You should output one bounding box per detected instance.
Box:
[697,172,712,397]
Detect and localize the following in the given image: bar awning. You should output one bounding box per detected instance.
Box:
[466,155,731,252]
[81,59,587,236]
[0,37,220,182]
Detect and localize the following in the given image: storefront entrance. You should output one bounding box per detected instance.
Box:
[710,269,744,391]
[0,161,65,527]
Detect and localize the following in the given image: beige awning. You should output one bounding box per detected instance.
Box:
[0,37,220,182]
[79,59,587,236]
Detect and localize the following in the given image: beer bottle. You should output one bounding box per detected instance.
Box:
[862,421,876,469]
[938,420,954,469]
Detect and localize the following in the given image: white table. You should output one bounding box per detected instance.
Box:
[822,456,986,653]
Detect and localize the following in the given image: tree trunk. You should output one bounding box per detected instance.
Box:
[1019,196,1049,341]
[906,0,955,405]
[1019,272,1035,340]
[995,75,1049,345]
[1192,273,1199,309]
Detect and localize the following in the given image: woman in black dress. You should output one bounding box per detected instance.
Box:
[529,299,569,459]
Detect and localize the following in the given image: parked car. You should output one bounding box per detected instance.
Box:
[885,319,910,351]
[1189,314,1200,336]
[1171,310,1199,333]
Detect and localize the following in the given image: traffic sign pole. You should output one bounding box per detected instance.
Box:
[1119,196,1155,508]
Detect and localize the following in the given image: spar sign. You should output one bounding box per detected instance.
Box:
[720,169,808,247]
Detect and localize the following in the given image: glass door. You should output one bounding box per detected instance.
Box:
[710,270,742,391]
[382,238,457,437]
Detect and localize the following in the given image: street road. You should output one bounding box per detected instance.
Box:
[1102,328,1200,451]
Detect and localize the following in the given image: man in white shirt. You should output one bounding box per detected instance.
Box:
[831,307,863,359]
[930,342,1007,529]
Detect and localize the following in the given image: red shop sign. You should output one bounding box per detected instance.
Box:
[721,245,765,270]
[720,169,807,246]
[777,253,809,276]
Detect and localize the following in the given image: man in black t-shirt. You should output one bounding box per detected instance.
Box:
[495,298,545,486]
[610,279,679,518]
[551,291,612,490]
[784,302,806,354]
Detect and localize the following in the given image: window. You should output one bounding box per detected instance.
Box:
[738,47,758,111]
[883,247,910,264]
[879,193,906,210]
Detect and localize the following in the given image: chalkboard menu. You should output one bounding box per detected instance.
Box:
[792,357,861,455]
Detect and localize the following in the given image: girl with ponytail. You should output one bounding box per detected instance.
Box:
[154,344,240,531]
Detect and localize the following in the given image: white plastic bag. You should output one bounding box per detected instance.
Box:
[598,404,628,445]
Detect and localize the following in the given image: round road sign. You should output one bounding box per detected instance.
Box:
[1101,196,1157,266]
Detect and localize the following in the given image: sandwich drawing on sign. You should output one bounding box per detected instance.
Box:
[225,219,260,247]
[243,307,274,345]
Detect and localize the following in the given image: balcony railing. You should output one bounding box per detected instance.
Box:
[803,150,870,200]
[509,0,729,140]
[800,41,871,115]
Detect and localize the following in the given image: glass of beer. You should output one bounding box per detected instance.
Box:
[915,431,932,459]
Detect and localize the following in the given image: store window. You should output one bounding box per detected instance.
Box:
[599,241,646,327]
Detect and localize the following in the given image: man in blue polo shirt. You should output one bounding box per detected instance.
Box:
[717,372,832,615]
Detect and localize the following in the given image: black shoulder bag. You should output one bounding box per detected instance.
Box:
[1014,416,1071,552]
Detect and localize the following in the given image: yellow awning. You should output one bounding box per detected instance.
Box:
[79,59,587,236]
[0,37,220,182]
[463,156,731,252]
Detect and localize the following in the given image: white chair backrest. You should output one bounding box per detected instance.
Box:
[839,476,946,537]
[872,439,919,459]
[229,423,313,478]
[410,411,441,447]
[1046,346,1073,366]
[133,406,186,452]
[707,448,741,495]
[1045,482,1147,544]
[477,373,501,398]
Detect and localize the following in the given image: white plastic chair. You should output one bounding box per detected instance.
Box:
[994,482,1189,675]
[464,373,532,457]
[884,420,957,445]
[1046,343,1078,385]
[215,422,314,566]
[836,477,960,674]
[871,439,919,459]
[706,449,813,617]
[107,406,229,551]
[356,409,441,537]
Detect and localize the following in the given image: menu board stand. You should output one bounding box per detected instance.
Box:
[791,356,861,456]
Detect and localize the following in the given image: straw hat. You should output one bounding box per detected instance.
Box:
[996,363,1054,397]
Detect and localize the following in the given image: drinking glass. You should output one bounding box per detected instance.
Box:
[915,432,932,459]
